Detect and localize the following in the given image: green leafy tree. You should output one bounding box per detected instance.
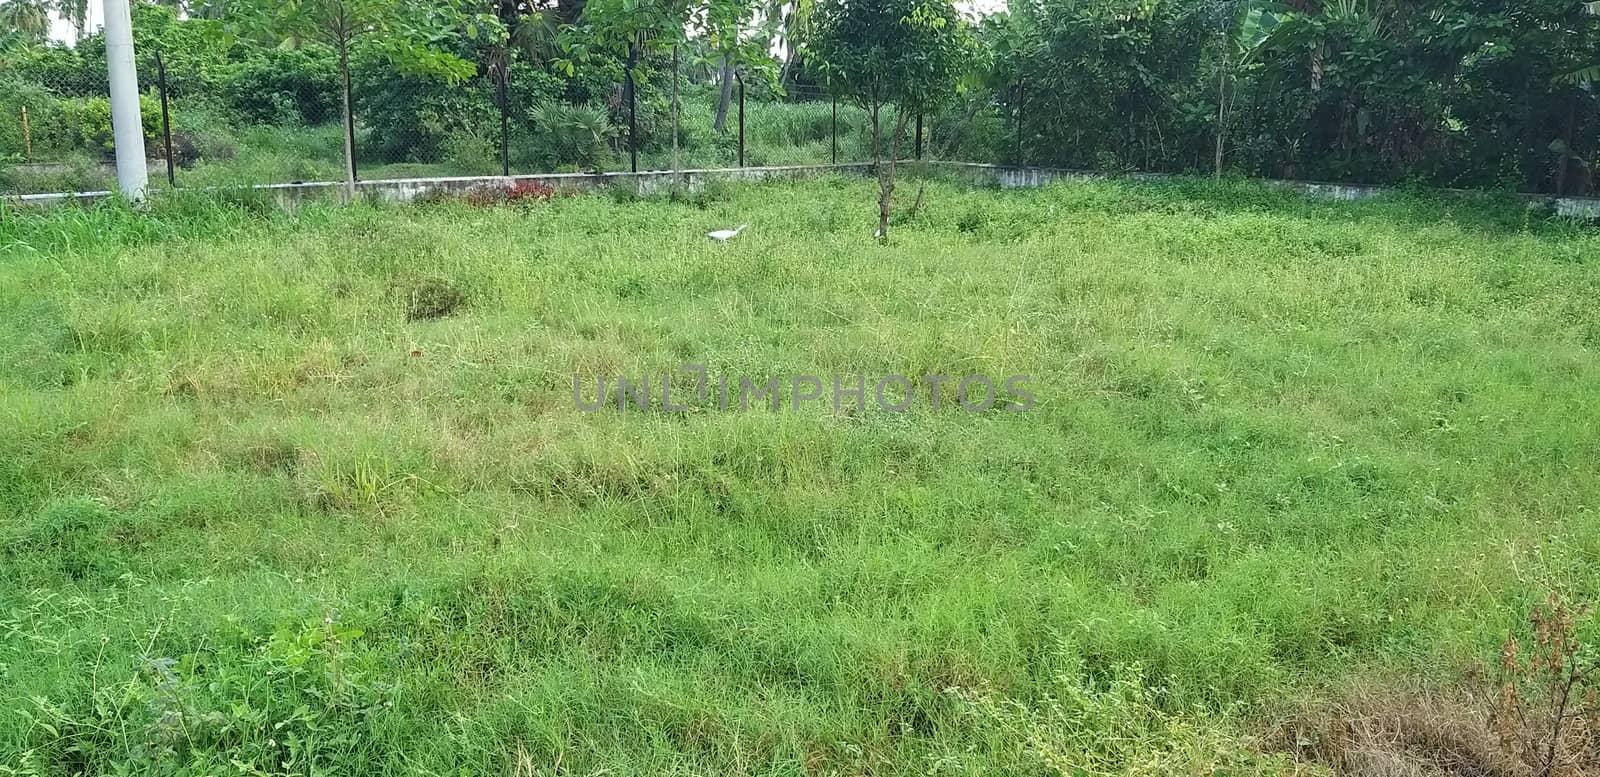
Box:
[0,0,50,42]
[563,0,694,169]
[705,0,767,134]
[224,0,501,199]
[805,0,974,239]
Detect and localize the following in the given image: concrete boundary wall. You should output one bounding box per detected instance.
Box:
[929,162,1600,220]
[5,164,876,208]
[8,160,1600,219]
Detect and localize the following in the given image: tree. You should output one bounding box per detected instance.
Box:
[768,0,813,88]
[224,0,497,200]
[52,0,86,41]
[805,0,973,239]
[1215,2,1287,178]
[705,0,764,135]
[0,0,50,42]
[563,0,694,171]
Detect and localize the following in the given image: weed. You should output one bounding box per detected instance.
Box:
[952,660,1301,777]
[507,180,556,203]
[1494,595,1600,776]
[403,277,467,321]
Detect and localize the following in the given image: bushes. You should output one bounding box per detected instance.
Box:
[1000,0,1213,173]
[985,0,1600,194]
[0,79,57,158]
[56,95,163,155]
[0,79,161,160]
[353,58,566,166]
[223,46,341,126]
[5,44,102,99]
[523,101,616,171]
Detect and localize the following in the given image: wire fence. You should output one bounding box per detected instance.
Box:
[1,42,973,198]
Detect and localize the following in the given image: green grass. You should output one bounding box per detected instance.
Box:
[1,177,1598,775]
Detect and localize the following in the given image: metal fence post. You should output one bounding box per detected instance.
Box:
[831,96,837,164]
[737,73,746,167]
[915,112,923,160]
[626,60,638,174]
[1015,81,1025,167]
[155,50,175,187]
[497,62,510,177]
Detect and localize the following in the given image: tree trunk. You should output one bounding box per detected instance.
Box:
[556,0,586,25]
[1310,42,1325,92]
[1215,67,1227,180]
[871,101,887,239]
[713,56,735,133]
[338,32,356,203]
[879,108,909,242]
[672,45,681,172]
[931,94,985,160]
[71,0,85,42]
[1557,94,1577,195]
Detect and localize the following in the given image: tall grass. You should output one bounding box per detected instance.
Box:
[0,177,1597,775]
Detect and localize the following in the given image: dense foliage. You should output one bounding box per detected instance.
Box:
[1,0,1598,195]
[989,0,1600,194]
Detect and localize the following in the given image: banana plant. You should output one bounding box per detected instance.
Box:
[1554,1,1600,84]
[1215,1,1291,177]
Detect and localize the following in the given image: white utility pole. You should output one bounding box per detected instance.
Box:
[104,0,148,201]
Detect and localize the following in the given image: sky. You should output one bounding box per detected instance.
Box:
[50,6,102,42]
[962,0,1008,17]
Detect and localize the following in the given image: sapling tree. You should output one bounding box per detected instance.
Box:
[224,0,500,199]
[804,0,973,240]
[704,0,769,135]
[1215,2,1286,178]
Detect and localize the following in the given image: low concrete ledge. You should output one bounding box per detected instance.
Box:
[929,161,1600,220]
[9,160,1600,220]
[5,163,878,208]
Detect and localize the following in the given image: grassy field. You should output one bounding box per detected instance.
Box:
[1,177,1598,775]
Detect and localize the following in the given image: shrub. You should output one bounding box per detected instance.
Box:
[7,44,102,98]
[0,78,63,158]
[223,46,341,126]
[404,277,467,321]
[353,58,562,166]
[523,101,615,171]
[354,67,495,164]
[54,94,163,156]
[1493,594,1600,776]
[441,130,499,174]
[506,179,555,202]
